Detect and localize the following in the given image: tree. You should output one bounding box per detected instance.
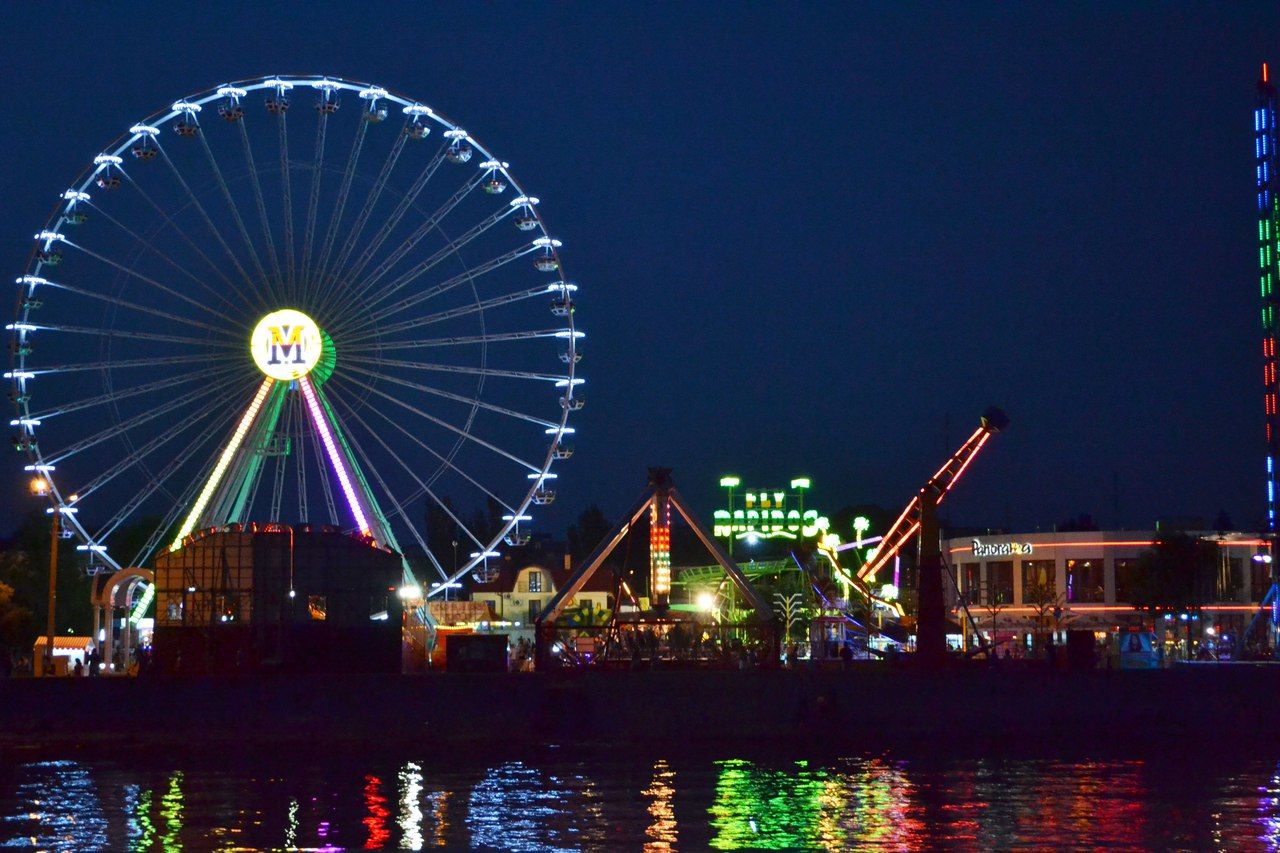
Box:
[980,586,1008,658]
[1058,513,1099,532]
[1134,533,1217,655]
[773,592,803,646]
[1023,574,1061,656]
[567,504,611,562]
[0,582,36,662]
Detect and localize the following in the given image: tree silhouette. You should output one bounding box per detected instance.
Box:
[567,504,611,562]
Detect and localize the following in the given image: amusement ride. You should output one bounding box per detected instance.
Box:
[8,75,583,628]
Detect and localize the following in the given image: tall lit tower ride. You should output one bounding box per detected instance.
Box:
[1256,63,1280,533]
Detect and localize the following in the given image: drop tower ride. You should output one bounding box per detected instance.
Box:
[1255,63,1280,640]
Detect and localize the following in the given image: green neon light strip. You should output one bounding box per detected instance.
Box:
[225,381,288,523]
[311,381,430,628]
[129,582,154,624]
[312,382,404,564]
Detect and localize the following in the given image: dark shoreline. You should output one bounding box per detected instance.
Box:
[3,665,1278,762]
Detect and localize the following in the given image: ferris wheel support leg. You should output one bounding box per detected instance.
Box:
[169,377,276,551]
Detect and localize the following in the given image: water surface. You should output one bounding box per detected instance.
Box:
[3,748,1278,850]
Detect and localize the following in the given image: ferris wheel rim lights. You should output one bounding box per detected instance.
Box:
[11,73,581,580]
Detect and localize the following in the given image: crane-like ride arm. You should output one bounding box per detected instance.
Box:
[858,407,1009,584]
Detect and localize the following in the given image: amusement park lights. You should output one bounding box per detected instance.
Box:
[9,74,582,587]
[169,376,274,552]
[650,497,672,602]
[298,375,372,539]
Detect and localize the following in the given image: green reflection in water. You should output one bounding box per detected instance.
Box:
[709,759,846,850]
[160,771,183,852]
[129,786,154,852]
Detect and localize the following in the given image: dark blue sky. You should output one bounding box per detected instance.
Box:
[2,3,1278,537]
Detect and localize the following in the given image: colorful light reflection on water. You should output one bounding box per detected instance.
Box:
[4,752,1280,849]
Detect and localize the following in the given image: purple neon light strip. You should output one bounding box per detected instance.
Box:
[298,375,372,537]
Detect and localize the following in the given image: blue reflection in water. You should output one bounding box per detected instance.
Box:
[2,753,1280,850]
[1,760,107,851]
[467,761,578,852]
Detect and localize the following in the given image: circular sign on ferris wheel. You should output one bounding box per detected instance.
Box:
[250,309,324,381]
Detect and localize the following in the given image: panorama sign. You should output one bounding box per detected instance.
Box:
[971,538,1033,558]
[251,309,324,381]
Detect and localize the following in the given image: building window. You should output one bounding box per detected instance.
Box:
[987,561,1014,606]
[527,570,542,593]
[1218,557,1243,602]
[1066,560,1104,603]
[1021,560,1057,603]
[1114,558,1142,603]
[528,600,541,623]
[960,563,981,603]
[1252,559,1272,601]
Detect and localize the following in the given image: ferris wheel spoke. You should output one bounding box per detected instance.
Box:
[336,147,458,299]
[276,111,298,300]
[237,121,285,299]
[299,110,330,300]
[35,323,241,349]
[342,177,506,315]
[325,371,539,472]
[325,130,409,293]
[323,385,489,554]
[44,372,247,465]
[333,383,517,513]
[37,276,236,337]
[93,401,241,544]
[74,387,236,504]
[343,248,541,342]
[311,117,369,305]
[196,130,274,302]
[84,201,243,318]
[154,139,266,309]
[130,470,204,567]
[22,353,225,376]
[359,281,549,342]
[26,363,231,421]
[343,328,579,353]
[347,353,570,386]
[58,240,242,329]
[120,169,246,300]
[342,361,562,429]
[322,390,448,580]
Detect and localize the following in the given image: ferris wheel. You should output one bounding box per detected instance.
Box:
[7,75,583,593]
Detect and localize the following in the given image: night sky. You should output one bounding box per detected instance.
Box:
[2,4,1278,541]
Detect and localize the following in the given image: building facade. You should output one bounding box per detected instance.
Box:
[469,564,612,635]
[946,530,1269,647]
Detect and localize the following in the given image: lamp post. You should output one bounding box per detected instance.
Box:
[30,477,58,676]
[790,478,810,519]
[721,473,742,555]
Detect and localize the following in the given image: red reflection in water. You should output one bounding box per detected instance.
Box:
[363,774,391,848]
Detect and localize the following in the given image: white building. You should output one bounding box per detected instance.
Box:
[945,530,1269,646]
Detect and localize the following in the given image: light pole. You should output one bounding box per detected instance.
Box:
[790,478,810,520]
[30,476,59,676]
[721,473,742,555]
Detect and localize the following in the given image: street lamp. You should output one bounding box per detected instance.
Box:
[790,478,810,518]
[720,476,740,556]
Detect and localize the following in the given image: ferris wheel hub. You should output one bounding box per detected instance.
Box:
[250,308,325,381]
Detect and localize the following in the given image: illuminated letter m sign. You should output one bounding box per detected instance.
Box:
[267,325,306,365]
